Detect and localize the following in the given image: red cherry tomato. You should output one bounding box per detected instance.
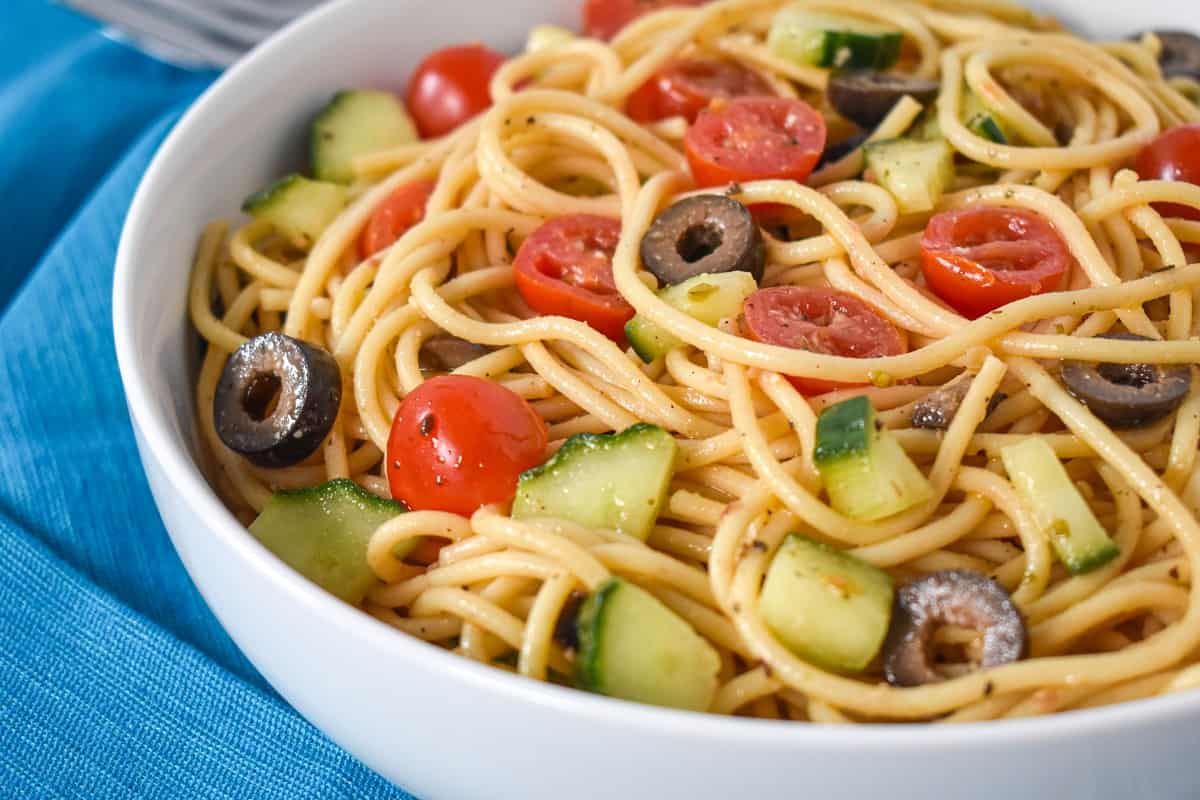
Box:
[742,286,905,395]
[358,179,436,259]
[386,375,548,516]
[406,44,505,138]
[684,96,826,188]
[583,0,707,40]
[513,214,635,344]
[920,206,1071,319]
[626,59,773,124]
[1134,124,1200,222]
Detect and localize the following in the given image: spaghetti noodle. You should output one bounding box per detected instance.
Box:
[189,0,1200,723]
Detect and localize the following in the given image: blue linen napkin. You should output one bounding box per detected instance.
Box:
[0,4,415,798]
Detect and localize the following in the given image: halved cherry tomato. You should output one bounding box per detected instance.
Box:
[626,59,773,124]
[920,206,1071,319]
[742,286,905,395]
[583,0,707,40]
[1135,124,1200,222]
[406,44,505,138]
[386,375,548,516]
[684,96,826,188]
[358,179,436,259]
[513,214,634,344]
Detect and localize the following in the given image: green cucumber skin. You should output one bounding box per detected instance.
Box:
[625,272,758,364]
[814,395,874,464]
[1061,538,1121,574]
[242,173,303,213]
[574,577,620,693]
[518,422,667,484]
[818,30,902,69]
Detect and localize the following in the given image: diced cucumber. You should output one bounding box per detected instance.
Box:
[815,396,933,520]
[760,534,893,671]
[864,137,955,214]
[248,478,409,604]
[768,7,903,70]
[512,423,677,541]
[311,90,418,183]
[962,87,1013,145]
[1000,437,1120,574]
[625,271,758,363]
[243,174,347,250]
[526,23,575,52]
[575,577,720,711]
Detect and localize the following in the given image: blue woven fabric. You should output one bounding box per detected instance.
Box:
[0,3,414,797]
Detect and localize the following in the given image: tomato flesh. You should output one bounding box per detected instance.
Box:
[406,44,505,138]
[386,375,548,516]
[920,207,1071,319]
[359,179,436,259]
[513,214,634,344]
[626,59,773,124]
[583,0,707,40]
[742,286,905,395]
[685,96,826,188]
[1135,124,1200,223]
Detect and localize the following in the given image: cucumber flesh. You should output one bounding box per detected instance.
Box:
[575,577,720,711]
[768,7,903,70]
[760,534,893,672]
[815,396,933,520]
[243,174,347,250]
[248,478,408,604]
[1000,437,1120,574]
[526,23,575,52]
[512,423,678,541]
[864,137,955,214]
[625,271,758,363]
[311,90,418,184]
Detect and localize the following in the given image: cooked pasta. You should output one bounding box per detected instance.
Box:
[189,0,1200,723]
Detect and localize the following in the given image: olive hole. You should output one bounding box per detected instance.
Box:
[676,222,723,263]
[244,372,283,421]
[1097,362,1156,389]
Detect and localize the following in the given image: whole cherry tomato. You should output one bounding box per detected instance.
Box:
[406,43,505,138]
[1134,124,1200,222]
[626,59,773,123]
[386,375,548,516]
[359,179,436,259]
[583,0,707,40]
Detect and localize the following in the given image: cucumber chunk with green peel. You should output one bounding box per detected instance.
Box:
[768,7,903,70]
[512,423,677,540]
[1000,437,1120,574]
[311,90,418,183]
[814,396,934,520]
[249,478,408,604]
[243,174,347,250]
[962,87,1013,144]
[625,271,758,363]
[760,534,894,671]
[575,578,720,711]
[864,137,955,214]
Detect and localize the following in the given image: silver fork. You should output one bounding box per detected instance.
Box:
[59,0,327,69]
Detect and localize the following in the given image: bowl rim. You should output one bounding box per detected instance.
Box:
[112,0,1200,751]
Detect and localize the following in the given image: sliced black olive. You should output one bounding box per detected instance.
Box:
[553,591,586,651]
[815,131,869,170]
[418,334,493,373]
[883,569,1026,687]
[827,70,940,130]
[639,194,765,286]
[1145,31,1200,81]
[909,374,1006,430]
[214,332,342,468]
[1060,333,1192,428]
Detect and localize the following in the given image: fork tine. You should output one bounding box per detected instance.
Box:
[64,0,246,66]
[202,0,324,26]
[123,0,278,49]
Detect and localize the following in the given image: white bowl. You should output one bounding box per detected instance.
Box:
[114,1,1200,797]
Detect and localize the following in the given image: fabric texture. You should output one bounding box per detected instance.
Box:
[0,3,414,797]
